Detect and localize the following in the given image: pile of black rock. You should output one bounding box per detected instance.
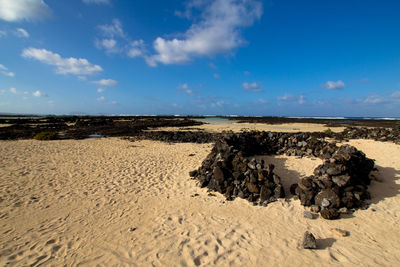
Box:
[335,126,400,144]
[291,145,374,219]
[190,131,375,220]
[189,137,285,204]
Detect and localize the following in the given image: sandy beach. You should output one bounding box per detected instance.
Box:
[153,122,346,133]
[0,125,399,266]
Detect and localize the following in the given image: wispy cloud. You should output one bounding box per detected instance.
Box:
[323,80,345,90]
[95,19,146,57]
[0,0,51,22]
[98,18,124,38]
[146,0,263,66]
[22,48,103,76]
[97,88,105,93]
[278,93,306,104]
[127,40,146,58]
[97,96,105,102]
[14,28,29,38]
[0,63,15,77]
[95,38,119,54]
[242,82,262,92]
[363,95,387,104]
[92,79,118,86]
[213,73,220,79]
[33,90,47,97]
[177,83,195,96]
[254,98,268,104]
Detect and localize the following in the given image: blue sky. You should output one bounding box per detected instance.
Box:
[1,0,400,116]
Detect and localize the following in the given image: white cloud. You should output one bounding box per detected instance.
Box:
[363,95,387,104]
[10,87,17,94]
[97,96,105,102]
[98,18,124,38]
[95,19,146,58]
[177,83,195,96]
[211,100,225,108]
[92,79,118,86]
[22,47,103,76]
[2,71,15,77]
[0,30,6,38]
[97,88,105,93]
[111,100,117,105]
[96,19,145,57]
[146,0,263,66]
[278,93,306,104]
[0,0,51,22]
[127,40,146,58]
[15,28,29,38]
[32,90,47,97]
[0,63,15,77]
[323,80,345,90]
[213,73,220,79]
[83,0,110,5]
[278,93,295,101]
[242,82,262,92]
[95,38,119,54]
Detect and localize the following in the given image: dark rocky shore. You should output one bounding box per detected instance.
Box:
[0,116,203,140]
[1,115,399,142]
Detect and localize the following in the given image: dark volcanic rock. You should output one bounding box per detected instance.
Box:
[314,190,341,209]
[332,174,351,187]
[302,231,317,249]
[320,208,340,220]
[189,170,198,177]
[260,186,272,202]
[213,166,225,182]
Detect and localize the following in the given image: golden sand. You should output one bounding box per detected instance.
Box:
[0,126,399,266]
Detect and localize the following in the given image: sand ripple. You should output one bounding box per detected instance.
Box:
[0,138,399,266]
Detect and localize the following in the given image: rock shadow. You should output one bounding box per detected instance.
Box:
[317,238,336,249]
[368,165,400,206]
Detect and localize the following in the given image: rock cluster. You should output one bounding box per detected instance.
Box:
[291,145,374,219]
[190,138,285,204]
[131,131,220,143]
[336,126,400,144]
[190,131,375,219]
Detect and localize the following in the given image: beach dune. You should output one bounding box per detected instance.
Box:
[0,135,399,266]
